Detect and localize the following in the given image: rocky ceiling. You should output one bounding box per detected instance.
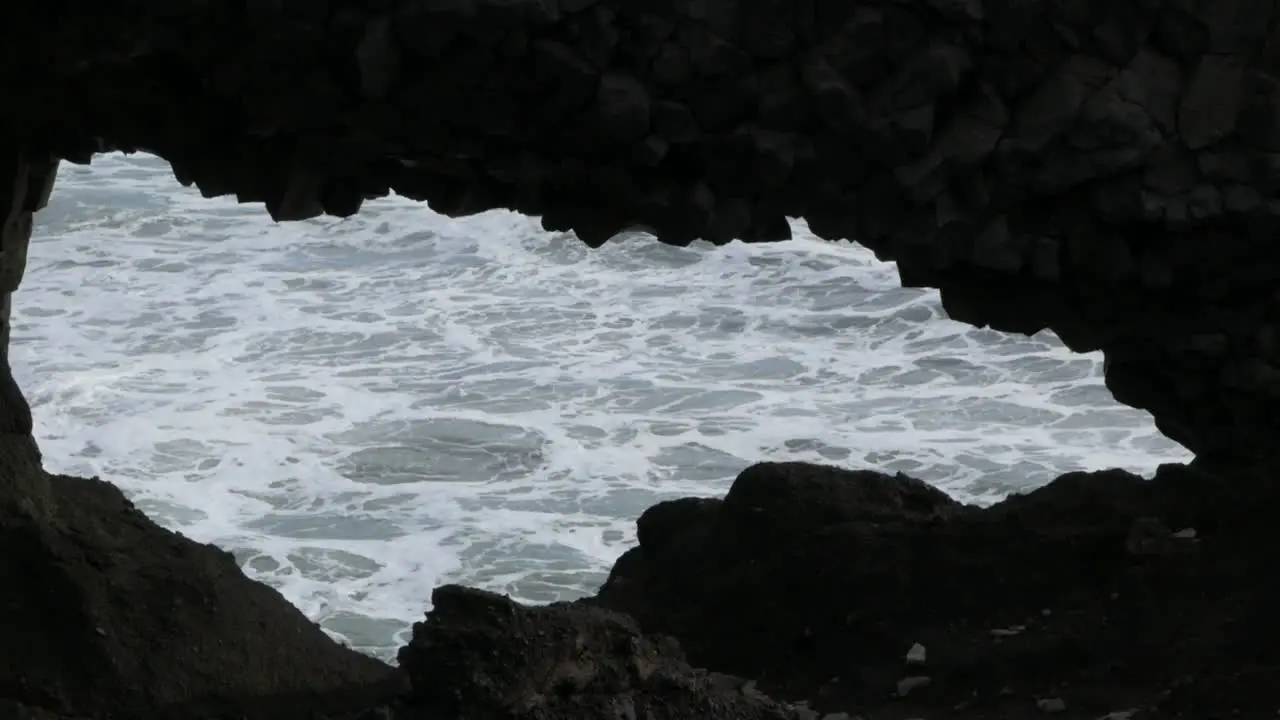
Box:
[3,0,1279,466]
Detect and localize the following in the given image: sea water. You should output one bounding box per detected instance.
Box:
[10,153,1191,660]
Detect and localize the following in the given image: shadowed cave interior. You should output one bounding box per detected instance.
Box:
[5,0,1280,717]
[2,150,1274,720]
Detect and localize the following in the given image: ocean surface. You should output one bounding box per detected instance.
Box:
[11,153,1191,660]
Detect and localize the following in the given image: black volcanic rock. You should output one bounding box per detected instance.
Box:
[396,585,804,720]
[0,472,401,720]
[594,460,1280,719]
[6,454,1280,720]
[3,1,1280,466]
[7,0,1280,717]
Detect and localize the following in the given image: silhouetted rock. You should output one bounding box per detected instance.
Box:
[595,460,1280,719]
[396,585,804,720]
[5,0,1280,717]
[5,458,1280,719]
[0,473,401,720]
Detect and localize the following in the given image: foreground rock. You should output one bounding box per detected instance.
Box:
[7,460,1280,719]
[395,585,806,720]
[594,461,1280,719]
[0,470,804,720]
[0,472,401,720]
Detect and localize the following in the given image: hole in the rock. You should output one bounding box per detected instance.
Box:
[11,151,1191,662]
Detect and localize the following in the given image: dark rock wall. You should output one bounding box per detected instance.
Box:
[0,149,56,517]
[0,152,399,718]
[0,473,399,718]
[594,461,1280,718]
[3,0,1280,463]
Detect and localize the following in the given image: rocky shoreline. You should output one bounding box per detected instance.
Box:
[3,460,1276,720]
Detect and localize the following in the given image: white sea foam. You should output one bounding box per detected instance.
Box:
[10,153,1191,659]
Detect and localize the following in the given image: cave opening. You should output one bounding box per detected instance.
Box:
[8,0,1280,713]
[6,151,1192,661]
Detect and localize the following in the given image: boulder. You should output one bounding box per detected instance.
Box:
[595,460,1280,718]
[0,473,400,720]
[396,584,804,720]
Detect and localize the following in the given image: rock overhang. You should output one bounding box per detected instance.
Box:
[4,0,1280,464]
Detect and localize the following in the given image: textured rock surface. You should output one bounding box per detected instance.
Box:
[0,149,55,521]
[0,473,400,720]
[1,0,1279,463]
[3,154,407,720]
[395,585,807,719]
[595,460,1280,719]
[7,460,1280,719]
[5,2,1280,719]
